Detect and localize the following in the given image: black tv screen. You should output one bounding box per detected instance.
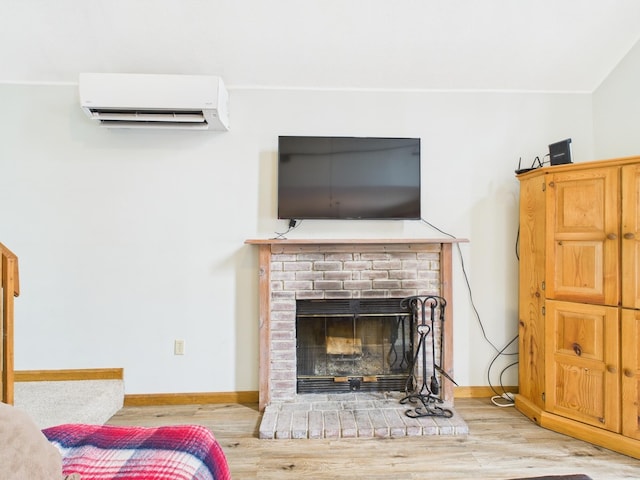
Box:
[277,136,421,220]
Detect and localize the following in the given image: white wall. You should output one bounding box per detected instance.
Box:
[0,83,593,394]
[593,38,640,158]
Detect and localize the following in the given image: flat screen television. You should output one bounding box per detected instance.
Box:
[277,136,421,220]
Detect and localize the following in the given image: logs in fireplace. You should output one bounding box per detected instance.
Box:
[296,298,415,393]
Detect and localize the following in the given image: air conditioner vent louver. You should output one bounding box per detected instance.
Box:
[79,73,229,131]
[86,109,211,129]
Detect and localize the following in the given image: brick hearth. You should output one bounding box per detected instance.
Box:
[259,392,469,439]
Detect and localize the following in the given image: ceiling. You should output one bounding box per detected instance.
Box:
[2,0,639,92]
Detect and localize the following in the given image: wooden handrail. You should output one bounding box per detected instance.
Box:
[1,242,19,405]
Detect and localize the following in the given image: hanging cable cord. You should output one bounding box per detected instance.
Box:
[420,218,519,406]
[487,335,519,407]
[501,216,527,405]
[272,219,302,240]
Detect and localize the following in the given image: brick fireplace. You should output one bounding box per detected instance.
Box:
[245,238,463,411]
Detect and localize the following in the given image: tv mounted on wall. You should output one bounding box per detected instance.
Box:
[277,136,421,220]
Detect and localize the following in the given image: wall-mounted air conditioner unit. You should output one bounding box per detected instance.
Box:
[78,73,229,131]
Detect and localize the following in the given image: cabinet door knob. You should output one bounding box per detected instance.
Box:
[572,343,582,356]
[624,368,635,378]
[606,365,617,374]
[607,233,618,240]
[624,232,636,240]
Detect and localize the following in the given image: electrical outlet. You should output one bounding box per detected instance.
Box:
[174,339,185,355]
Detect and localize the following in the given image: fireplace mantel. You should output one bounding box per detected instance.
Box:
[245,238,468,410]
[245,238,465,246]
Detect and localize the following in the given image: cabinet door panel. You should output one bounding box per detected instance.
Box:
[545,168,619,305]
[621,164,640,309]
[622,309,640,440]
[545,300,620,432]
[518,175,546,407]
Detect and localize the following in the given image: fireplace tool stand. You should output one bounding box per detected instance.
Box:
[399,295,456,418]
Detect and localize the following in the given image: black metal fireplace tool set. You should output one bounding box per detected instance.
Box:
[399,295,457,418]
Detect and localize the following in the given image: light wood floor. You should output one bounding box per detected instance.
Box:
[107,398,640,480]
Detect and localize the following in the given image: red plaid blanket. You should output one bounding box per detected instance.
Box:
[43,424,231,480]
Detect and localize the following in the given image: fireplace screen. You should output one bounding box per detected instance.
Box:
[296,299,414,393]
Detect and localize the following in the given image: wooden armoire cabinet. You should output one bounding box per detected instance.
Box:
[517,155,640,459]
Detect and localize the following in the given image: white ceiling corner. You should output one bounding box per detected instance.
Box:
[1,0,639,92]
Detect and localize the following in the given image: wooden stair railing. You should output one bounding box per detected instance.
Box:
[1,243,19,405]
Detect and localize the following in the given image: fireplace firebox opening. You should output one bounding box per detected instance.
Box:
[296,298,415,394]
